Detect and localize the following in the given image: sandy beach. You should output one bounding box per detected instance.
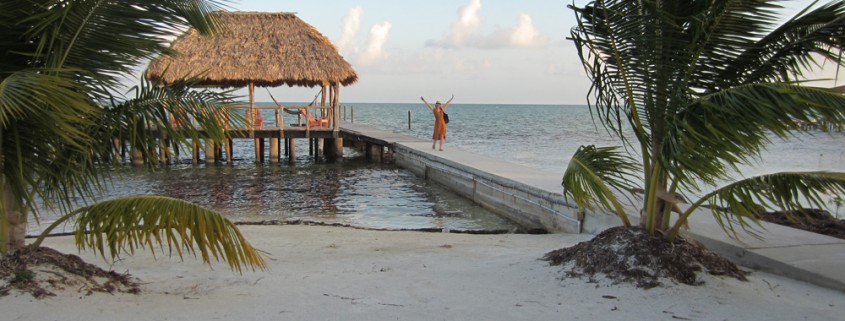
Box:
[1,225,841,321]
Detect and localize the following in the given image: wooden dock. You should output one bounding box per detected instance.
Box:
[135,105,414,165]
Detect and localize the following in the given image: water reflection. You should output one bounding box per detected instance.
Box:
[35,156,519,234]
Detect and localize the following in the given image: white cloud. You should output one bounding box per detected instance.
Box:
[427,1,548,50]
[508,14,548,47]
[427,0,482,48]
[450,0,482,47]
[482,13,548,48]
[358,22,392,66]
[337,7,363,54]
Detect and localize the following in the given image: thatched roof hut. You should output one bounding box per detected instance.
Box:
[146,11,357,88]
[146,11,355,137]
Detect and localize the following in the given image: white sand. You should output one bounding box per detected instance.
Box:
[2,225,841,320]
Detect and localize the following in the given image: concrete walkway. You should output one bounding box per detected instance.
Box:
[341,122,845,292]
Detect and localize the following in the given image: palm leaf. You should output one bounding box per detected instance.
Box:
[671,171,845,239]
[98,76,240,167]
[0,0,232,230]
[21,0,226,96]
[665,84,845,188]
[35,195,266,273]
[720,1,845,86]
[0,69,104,215]
[562,145,640,226]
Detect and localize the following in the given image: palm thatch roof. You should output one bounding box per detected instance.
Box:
[146,11,357,88]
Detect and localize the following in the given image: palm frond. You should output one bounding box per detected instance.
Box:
[665,84,845,188]
[562,145,640,226]
[722,1,845,86]
[35,195,266,273]
[0,69,103,215]
[672,171,845,239]
[97,76,240,167]
[21,0,227,96]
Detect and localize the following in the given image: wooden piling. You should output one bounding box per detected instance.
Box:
[226,138,233,164]
[316,138,324,161]
[204,139,216,164]
[365,143,383,163]
[254,138,261,163]
[325,137,343,162]
[130,147,144,166]
[192,140,200,165]
[270,138,279,163]
[288,138,296,163]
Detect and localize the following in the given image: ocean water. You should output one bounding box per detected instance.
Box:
[343,103,845,178]
[34,103,845,233]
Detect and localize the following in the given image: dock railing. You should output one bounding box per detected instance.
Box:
[225,105,333,130]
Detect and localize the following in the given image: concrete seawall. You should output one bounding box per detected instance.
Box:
[391,142,622,234]
[340,121,623,234]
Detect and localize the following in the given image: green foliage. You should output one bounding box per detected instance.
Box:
[35,196,266,273]
[562,145,640,226]
[564,0,845,239]
[0,0,266,272]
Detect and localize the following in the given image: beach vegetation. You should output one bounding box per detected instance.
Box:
[561,0,845,241]
[0,0,265,276]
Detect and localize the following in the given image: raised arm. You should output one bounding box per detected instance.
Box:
[420,96,434,111]
[441,94,455,109]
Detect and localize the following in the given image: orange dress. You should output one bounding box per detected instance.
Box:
[432,107,447,140]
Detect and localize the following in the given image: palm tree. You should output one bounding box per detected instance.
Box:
[563,0,845,241]
[0,0,264,272]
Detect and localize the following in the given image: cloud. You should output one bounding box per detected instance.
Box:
[427,0,482,48]
[337,7,363,54]
[481,13,549,49]
[427,0,549,50]
[336,7,392,66]
[358,22,392,66]
[508,14,549,47]
[450,0,482,47]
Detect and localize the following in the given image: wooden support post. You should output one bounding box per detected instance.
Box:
[226,138,233,164]
[270,137,279,163]
[333,83,340,133]
[316,138,324,162]
[254,138,261,163]
[130,147,143,167]
[192,140,200,165]
[257,138,265,163]
[204,139,216,164]
[288,138,296,163]
[365,143,383,163]
[408,110,412,129]
[325,137,343,162]
[284,138,289,156]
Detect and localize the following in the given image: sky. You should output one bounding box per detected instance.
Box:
[149,0,843,104]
